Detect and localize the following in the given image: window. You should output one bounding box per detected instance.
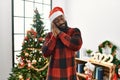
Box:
[12,0,52,66]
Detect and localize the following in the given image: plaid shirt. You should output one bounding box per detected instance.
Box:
[42,27,82,80]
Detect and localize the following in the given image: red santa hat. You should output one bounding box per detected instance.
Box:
[49,7,64,22]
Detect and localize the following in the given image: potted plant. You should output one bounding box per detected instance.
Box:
[86,49,93,57]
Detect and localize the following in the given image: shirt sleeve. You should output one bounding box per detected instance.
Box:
[42,33,57,57]
[58,28,83,51]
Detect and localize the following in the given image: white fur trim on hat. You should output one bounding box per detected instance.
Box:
[49,11,63,22]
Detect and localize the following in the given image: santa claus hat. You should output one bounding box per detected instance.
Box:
[49,7,64,22]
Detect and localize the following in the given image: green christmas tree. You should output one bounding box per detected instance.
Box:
[8,8,49,80]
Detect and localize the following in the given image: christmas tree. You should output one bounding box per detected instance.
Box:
[8,8,49,80]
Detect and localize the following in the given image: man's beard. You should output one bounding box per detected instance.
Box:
[55,21,68,32]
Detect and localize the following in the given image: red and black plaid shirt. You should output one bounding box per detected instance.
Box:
[42,27,82,80]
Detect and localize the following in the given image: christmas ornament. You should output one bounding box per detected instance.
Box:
[28,62,32,68]
[19,75,23,79]
[21,57,25,60]
[27,60,31,63]
[19,62,25,68]
[32,59,37,64]
[34,49,37,52]
[112,73,118,80]
[24,36,28,41]
[24,40,27,43]
[29,39,32,41]
[84,62,95,80]
[39,37,43,42]
[42,38,45,41]
[40,43,43,46]
[26,78,30,80]
[30,44,33,47]
[39,51,42,54]
[25,53,29,57]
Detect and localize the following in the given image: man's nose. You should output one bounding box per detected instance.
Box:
[59,20,64,25]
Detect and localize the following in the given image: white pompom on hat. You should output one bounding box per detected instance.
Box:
[49,7,64,22]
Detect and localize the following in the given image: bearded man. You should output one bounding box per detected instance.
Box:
[42,6,83,80]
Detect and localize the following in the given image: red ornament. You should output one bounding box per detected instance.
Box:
[19,62,25,68]
[39,37,43,42]
[31,29,37,37]
[21,57,24,60]
[24,36,29,41]
[112,73,118,80]
[86,75,89,80]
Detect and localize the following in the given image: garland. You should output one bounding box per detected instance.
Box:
[98,40,120,76]
[21,48,49,72]
[31,63,49,72]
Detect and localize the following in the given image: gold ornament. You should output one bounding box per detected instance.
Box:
[25,53,29,57]
[32,59,37,64]
[28,61,32,68]
[19,75,23,79]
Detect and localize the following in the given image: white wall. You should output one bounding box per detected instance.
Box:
[0,0,12,79]
[53,0,120,51]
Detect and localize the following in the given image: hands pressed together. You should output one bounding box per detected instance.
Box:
[51,23,61,37]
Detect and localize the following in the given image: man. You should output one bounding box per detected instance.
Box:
[42,6,83,80]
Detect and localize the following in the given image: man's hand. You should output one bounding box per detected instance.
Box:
[51,23,61,37]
